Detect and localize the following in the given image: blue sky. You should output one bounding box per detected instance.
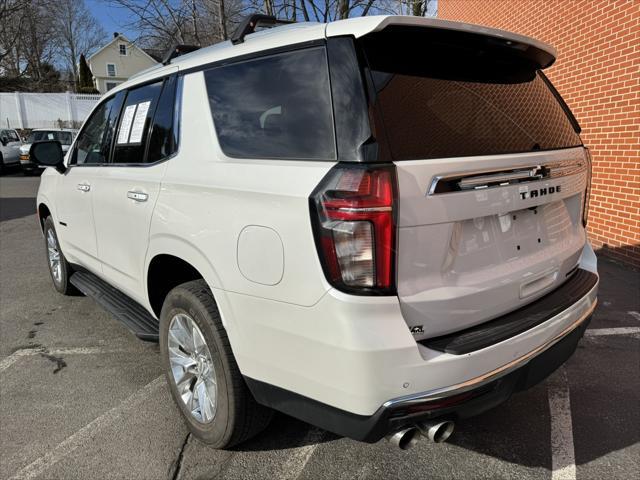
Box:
[86,0,139,40]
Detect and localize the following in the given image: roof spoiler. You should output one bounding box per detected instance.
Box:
[231,14,294,45]
[162,44,200,65]
[327,16,556,69]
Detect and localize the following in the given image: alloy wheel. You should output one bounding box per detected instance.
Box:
[168,313,217,423]
[47,229,62,283]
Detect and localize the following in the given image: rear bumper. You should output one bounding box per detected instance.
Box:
[246,310,592,442]
[232,243,598,436]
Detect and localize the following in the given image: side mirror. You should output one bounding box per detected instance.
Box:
[0,137,7,146]
[29,140,66,174]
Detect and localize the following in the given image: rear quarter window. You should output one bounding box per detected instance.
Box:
[203,47,336,161]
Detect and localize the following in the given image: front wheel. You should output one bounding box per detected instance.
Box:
[160,280,272,448]
[43,216,77,295]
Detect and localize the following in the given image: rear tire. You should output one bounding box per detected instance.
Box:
[160,279,272,448]
[43,216,78,295]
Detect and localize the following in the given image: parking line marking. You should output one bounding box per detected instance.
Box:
[548,367,576,480]
[8,376,164,480]
[0,347,134,374]
[586,327,640,336]
[0,349,36,373]
[627,311,640,322]
[278,427,324,480]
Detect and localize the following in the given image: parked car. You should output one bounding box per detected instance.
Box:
[31,15,598,450]
[0,128,23,174]
[20,129,77,175]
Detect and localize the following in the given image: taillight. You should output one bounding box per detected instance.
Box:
[583,148,592,227]
[309,163,397,295]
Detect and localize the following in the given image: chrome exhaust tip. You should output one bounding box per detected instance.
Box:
[386,427,421,450]
[417,420,455,443]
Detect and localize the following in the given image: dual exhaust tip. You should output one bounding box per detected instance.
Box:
[387,420,455,450]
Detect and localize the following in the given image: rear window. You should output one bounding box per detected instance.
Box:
[28,131,73,145]
[204,47,335,161]
[361,28,582,160]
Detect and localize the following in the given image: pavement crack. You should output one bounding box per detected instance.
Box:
[170,432,191,480]
[39,352,67,374]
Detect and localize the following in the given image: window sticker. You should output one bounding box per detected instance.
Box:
[47,133,54,140]
[117,104,137,144]
[128,100,151,144]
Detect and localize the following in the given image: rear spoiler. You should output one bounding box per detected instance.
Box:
[326,15,556,69]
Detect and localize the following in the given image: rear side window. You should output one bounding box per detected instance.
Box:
[204,47,335,160]
[361,28,582,160]
[113,80,162,164]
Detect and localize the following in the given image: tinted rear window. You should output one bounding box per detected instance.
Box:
[361,29,582,160]
[204,47,335,160]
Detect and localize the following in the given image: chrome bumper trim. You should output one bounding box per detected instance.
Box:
[383,282,598,409]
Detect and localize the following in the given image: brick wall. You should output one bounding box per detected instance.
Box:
[439,0,640,268]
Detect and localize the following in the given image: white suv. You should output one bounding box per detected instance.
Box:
[32,15,598,449]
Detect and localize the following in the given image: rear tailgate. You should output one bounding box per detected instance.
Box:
[395,147,589,339]
[356,22,589,340]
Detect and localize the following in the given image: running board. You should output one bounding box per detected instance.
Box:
[70,271,159,342]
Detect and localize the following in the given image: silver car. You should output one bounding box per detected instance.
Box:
[0,129,23,174]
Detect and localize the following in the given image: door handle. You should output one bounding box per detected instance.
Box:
[127,191,148,202]
[77,183,90,192]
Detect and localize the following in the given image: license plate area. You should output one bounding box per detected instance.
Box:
[455,201,572,272]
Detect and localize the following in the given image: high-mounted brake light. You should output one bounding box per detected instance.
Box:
[309,163,397,295]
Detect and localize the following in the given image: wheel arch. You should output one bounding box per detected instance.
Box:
[37,202,52,232]
[145,235,225,318]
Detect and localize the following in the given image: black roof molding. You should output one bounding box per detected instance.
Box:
[231,14,294,45]
[162,44,201,65]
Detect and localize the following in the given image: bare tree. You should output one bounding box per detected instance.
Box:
[385,0,436,16]
[49,0,107,86]
[243,0,404,23]
[107,0,241,53]
[0,0,58,84]
[100,0,434,58]
[0,0,28,70]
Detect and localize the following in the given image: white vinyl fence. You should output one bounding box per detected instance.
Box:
[0,92,101,129]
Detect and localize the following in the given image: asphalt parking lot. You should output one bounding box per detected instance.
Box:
[1,171,638,480]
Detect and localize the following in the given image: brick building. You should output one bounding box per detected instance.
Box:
[439,0,640,268]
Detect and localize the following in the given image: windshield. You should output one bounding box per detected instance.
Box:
[360,27,582,160]
[27,131,73,145]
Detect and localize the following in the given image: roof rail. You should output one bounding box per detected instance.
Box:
[162,44,201,65]
[230,14,294,45]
